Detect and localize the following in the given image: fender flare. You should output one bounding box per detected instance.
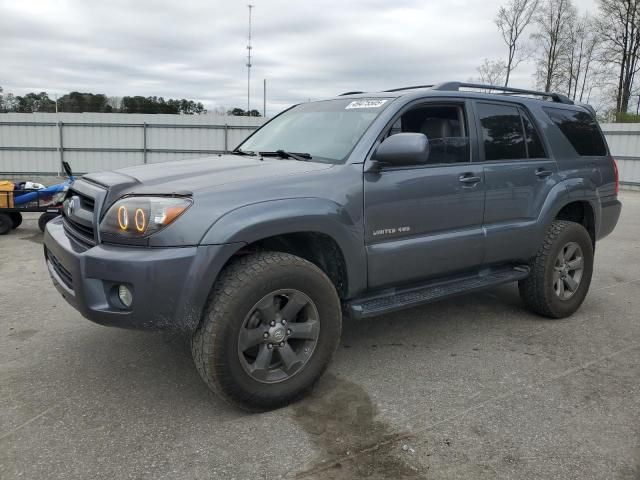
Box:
[200,197,367,297]
[535,179,601,245]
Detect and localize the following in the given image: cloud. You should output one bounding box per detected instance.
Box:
[0,0,599,115]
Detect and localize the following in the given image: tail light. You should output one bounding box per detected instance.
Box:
[610,155,619,195]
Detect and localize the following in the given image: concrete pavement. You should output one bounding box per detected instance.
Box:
[1,193,639,479]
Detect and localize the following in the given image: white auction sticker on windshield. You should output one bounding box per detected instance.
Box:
[345,99,388,109]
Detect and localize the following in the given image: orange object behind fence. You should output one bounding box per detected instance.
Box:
[0,181,15,208]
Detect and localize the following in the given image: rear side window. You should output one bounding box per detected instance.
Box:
[543,107,607,156]
[521,112,546,158]
[477,103,526,160]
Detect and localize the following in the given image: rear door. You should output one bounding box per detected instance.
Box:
[475,101,559,265]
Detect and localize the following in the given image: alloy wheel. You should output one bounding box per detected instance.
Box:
[237,289,320,383]
[553,241,584,300]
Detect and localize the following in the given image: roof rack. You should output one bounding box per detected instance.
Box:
[433,82,574,105]
[380,82,574,105]
[383,85,434,93]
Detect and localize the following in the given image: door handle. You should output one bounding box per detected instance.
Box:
[459,174,481,185]
[535,168,553,178]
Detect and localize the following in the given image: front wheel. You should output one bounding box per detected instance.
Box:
[192,252,342,411]
[519,220,594,318]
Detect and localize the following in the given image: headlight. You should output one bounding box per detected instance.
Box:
[100,196,192,239]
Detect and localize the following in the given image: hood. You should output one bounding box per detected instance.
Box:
[83,155,332,196]
[78,154,341,247]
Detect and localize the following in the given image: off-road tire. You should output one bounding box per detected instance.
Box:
[191,251,342,411]
[9,212,22,229]
[38,212,59,232]
[0,213,12,235]
[519,220,594,318]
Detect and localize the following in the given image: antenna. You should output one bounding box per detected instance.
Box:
[246,4,254,116]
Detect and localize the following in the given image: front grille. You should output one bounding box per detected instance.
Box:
[63,188,97,247]
[72,189,95,210]
[46,248,73,289]
[62,217,95,247]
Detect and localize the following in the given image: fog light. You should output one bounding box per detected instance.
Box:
[118,285,133,308]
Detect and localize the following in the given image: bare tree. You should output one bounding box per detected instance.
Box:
[565,14,599,101]
[496,0,539,86]
[107,96,122,111]
[566,15,585,98]
[476,58,508,85]
[596,0,640,115]
[531,0,576,92]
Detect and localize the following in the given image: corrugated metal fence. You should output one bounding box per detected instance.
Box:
[0,112,265,174]
[0,115,639,186]
[600,123,640,187]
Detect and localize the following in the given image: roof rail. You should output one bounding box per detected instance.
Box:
[383,85,434,93]
[432,82,574,105]
[339,91,366,96]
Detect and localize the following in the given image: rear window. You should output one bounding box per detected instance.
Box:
[543,107,607,156]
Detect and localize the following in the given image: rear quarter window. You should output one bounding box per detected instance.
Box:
[543,107,607,156]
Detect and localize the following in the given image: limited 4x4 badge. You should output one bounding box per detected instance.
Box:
[372,226,411,237]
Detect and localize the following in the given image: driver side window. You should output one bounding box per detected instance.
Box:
[388,104,470,164]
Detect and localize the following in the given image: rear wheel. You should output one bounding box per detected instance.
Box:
[519,220,594,318]
[9,212,22,229]
[0,213,12,235]
[38,212,59,232]
[192,251,342,411]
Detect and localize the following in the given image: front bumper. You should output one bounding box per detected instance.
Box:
[43,217,241,331]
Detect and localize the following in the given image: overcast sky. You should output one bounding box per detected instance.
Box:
[1,0,598,115]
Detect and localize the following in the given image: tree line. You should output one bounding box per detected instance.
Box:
[0,87,262,116]
[479,0,640,121]
[0,88,207,115]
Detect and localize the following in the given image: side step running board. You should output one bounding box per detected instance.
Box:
[346,266,529,319]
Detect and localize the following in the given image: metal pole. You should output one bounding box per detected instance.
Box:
[247,4,254,116]
[55,94,61,174]
[224,124,229,153]
[143,122,148,164]
[58,121,64,175]
[263,78,266,118]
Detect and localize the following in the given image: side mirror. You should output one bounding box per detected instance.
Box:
[371,133,430,167]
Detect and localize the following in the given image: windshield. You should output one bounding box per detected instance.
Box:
[238,98,392,163]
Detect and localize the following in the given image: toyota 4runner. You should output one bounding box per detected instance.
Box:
[44,82,622,410]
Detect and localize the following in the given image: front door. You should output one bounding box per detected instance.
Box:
[364,101,485,290]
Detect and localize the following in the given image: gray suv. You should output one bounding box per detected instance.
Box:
[44,82,622,410]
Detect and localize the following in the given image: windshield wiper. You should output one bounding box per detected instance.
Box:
[231,148,256,156]
[259,150,312,161]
